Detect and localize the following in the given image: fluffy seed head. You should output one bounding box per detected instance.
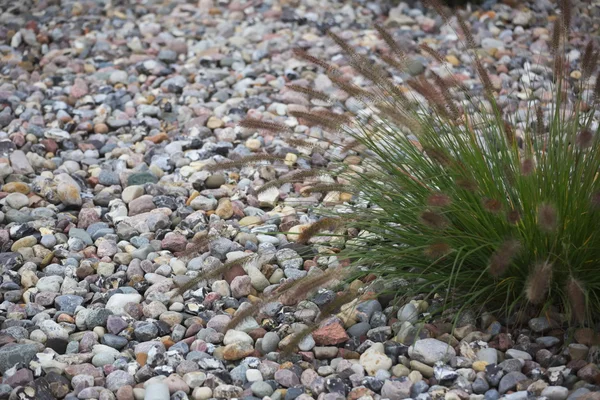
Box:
[582,39,597,79]
[205,154,285,172]
[239,118,292,133]
[591,192,600,209]
[483,198,502,213]
[566,277,586,323]
[538,203,558,232]
[560,0,571,33]
[536,106,544,136]
[427,193,452,207]
[507,209,521,225]
[286,84,331,102]
[456,12,476,50]
[525,262,553,304]
[420,43,445,63]
[420,211,450,229]
[576,129,594,149]
[293,48,339,75]
[551,18,563,56]
[297,217,341,244]
[521,158,535,176]
[424,242,452,259]
[489,239,521,277]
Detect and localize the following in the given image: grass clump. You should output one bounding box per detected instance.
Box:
[292,0,600,325]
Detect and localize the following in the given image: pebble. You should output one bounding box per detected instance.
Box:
[0,0,592,399]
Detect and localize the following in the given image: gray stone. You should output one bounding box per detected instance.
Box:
[0,343,39,373]
[498,371,528,394]
[408,339,456,365]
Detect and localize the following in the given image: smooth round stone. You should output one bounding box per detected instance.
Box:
[251,381,273,397]
[144,383,170,400]
[5,192,29,209]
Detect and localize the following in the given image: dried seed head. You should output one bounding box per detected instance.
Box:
[475,57,495,97]
[420,43,445,63]
[205,154,285,172]
[507,209,521,224]
[595,71,600,100]
[566,277,586,323]
[536,106,545,136]
[538,203,558,232]
[423,146,452,167]
[286,84,331,102]
[483,198,502,213]
[239,118,292,133]
[430,71,460,120]
[590,192,600,209]
[302,183,350,195]
[576,129,594,148]
[423,0,451,22]
[293,48,340,75]
[374,23,407,63]
[551,18,563,56]
[289,110,350,131]
[489,239,521,277]
[427,193,452,207]
[560,0,571,33]
[456,177,477,192]
[256,169,328,194]
[424,242,452,259]
[521,158,535,176]
[420,211,450,229]
[297,217,341,244]
[525,262,553,304]
[582,39,597,79]
[504,120,515,145]
[455,12,476,50]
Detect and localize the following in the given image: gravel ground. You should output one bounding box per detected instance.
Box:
[0,0,599,399]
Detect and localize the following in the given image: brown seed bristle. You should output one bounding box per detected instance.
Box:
[256,169,328,194]
[455,12,476,50]
[566,277,586,323]
[576,129,594,148]
[554,55,566,78]
[303,183,350,194]
[423,146,452,167]
[175,254,254,295]
[289,110,349,131]
[205,154,285,172]
[475,57,494,97]
[427,193,452,207]
[380,53,405,72]
[538,203,558,232]
[582,40,596,79]
[456,177,478,192]
[551,18,563,56]
[424,242,452,259]
[297,217,341,244]
[504,120,515,145]
[293,48,340,75]
[419,43,445,63]
[286,84,331,102]
[374,24,407,63]
[595,71,600,100]
[420,211,450,229]
[536,106,544,136]
[525,262,553,304]
[521,158,535,176]
[489,239,521,277]
[590,191,600,209]
[560,0,571,33]
[507,209,521,224]
[430,71,460,120]
[483,198,502,213]
[284,138,327,153]
[329,75,372,100]
[239,118,292,133]
[422,0,451,22]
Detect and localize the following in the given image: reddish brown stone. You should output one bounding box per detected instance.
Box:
[223,264,246,284]
[577,363,600,383]
[312,320,349,346]
[575,328,599,346]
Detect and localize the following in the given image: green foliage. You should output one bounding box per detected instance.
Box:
[296,2,600,325]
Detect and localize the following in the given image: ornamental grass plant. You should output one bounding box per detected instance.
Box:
[176,0,600,340]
